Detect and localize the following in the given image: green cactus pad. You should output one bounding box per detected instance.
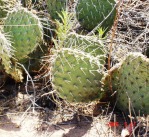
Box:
[76,0,116,34]
[0,31,23,82]
[46,0,67,21]
[113,53,149,115]
[64,32,107,64]
[0,0,17,19]
[50,47,106,102]
[3,7,43,61]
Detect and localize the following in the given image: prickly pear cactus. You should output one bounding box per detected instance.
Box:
[0,31,23,82]
[0,32,13,71]
[46,10,107,102]
[0,0,17,19]
[111,53,149,115]
[46,0,67,21]
[49,42,107,102]
[75,0,116,34]
[3,7,43,61]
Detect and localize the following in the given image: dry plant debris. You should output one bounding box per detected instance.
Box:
[111,0,149,61]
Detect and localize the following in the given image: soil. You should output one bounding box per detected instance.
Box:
[0,113,115,137]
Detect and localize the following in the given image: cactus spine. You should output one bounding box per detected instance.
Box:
[0,31,23,82]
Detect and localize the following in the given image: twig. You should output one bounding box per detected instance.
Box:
[107,0,122,93]
[17,62,37,113]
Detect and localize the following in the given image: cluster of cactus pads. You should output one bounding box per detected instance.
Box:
[0,0,149,116]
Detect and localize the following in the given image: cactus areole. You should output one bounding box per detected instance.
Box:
[4,7,43,60]
[76,0,116,34]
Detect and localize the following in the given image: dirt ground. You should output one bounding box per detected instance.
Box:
[0,87,124,137]
[0,111,120,137]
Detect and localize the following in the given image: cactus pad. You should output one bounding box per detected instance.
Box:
[114,53,149,115]
[64,32,107,64]
[76,0,116,34]
[4,7,43,61]
[50,47,106,102]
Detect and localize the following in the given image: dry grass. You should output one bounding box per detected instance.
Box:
[111,0,149,62]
